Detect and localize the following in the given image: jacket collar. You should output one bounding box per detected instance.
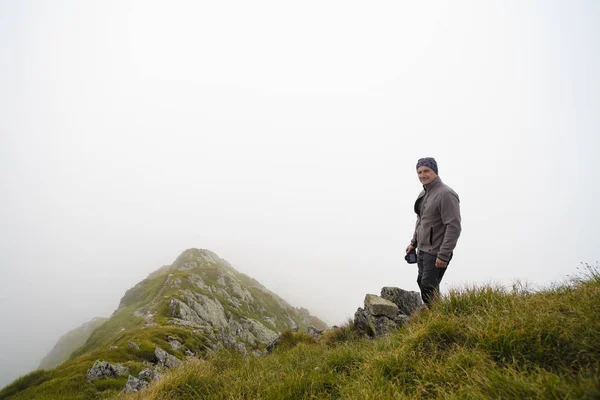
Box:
[423,176,442,191]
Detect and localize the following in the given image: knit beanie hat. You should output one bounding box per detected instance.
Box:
[416,157,438,174]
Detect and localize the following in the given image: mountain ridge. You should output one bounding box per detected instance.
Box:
[1,248,326,399]
[38,317,108,370]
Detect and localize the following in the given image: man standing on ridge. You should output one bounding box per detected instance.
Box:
[406,157,462,307]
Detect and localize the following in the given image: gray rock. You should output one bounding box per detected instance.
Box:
[167,336,182,350]
[235,342,247,356]
[354,307,375,337]
[354,287,419,338]
[354,306,408,338]
[266,336,279,353]
[121,375,148,394]
[380,287,423,315]
[128,341,140,351]
[188,274,209,290]
[169,340,182,350]
[364,294,399,318]
[155,347,183,368]
[185,291,228,328]
[144,313,155,326]
[216,270,227,286]
[372,315,399,336]
[115,364,129,376]
[223,275,254,302]
[179,261,197,271]
[242,318,278,344]
[219,332,248,356]
[220,318,277,347]
[393,314,410,326]
[138,368,158,382]
[284,315,298,330]
[86,360,129,381]
[306,326,322,339]
[184,349,195,357]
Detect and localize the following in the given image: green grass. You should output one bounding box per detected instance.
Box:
[121,265,600,400]
[0,294,208,400]
[118,274,170,310]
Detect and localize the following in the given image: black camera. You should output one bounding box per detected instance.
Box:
[405,248,417,264]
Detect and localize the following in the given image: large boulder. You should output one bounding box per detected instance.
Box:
[364,294,399,318]
[380,287,423,315]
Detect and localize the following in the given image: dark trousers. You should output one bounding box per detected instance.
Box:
[416,251,450,306]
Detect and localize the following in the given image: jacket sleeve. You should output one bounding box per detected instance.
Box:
[411,191,425,247]
[410,216,419,247]
[437,191,461,262]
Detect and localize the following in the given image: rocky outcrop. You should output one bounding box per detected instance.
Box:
[155,347,183,369]
[121,375,148,394]
[85,360,128,381]
[121,368,161,394]
[160,250,326,354]
[354,287,422,338]
[172,290,229,329]
[138,368,159,382]
[241,318,279,344]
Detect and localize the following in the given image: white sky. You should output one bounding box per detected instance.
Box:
[1,0,598,388]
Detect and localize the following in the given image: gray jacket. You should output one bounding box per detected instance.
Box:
[410,177,461,262]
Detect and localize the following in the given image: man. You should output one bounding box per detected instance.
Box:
[406,157,461,307]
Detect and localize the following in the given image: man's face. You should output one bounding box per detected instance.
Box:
[417,166,438,185]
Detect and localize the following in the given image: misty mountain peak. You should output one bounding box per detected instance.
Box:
[145,248,234,281]
[173,248,223,270]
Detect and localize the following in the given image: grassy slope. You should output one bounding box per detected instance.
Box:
[122,266,600,400]
[38,318,108,370]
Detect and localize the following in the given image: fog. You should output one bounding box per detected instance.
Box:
[1,0,598,388]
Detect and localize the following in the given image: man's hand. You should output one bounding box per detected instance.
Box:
[435,258,448,268]
[406,244,415,254]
